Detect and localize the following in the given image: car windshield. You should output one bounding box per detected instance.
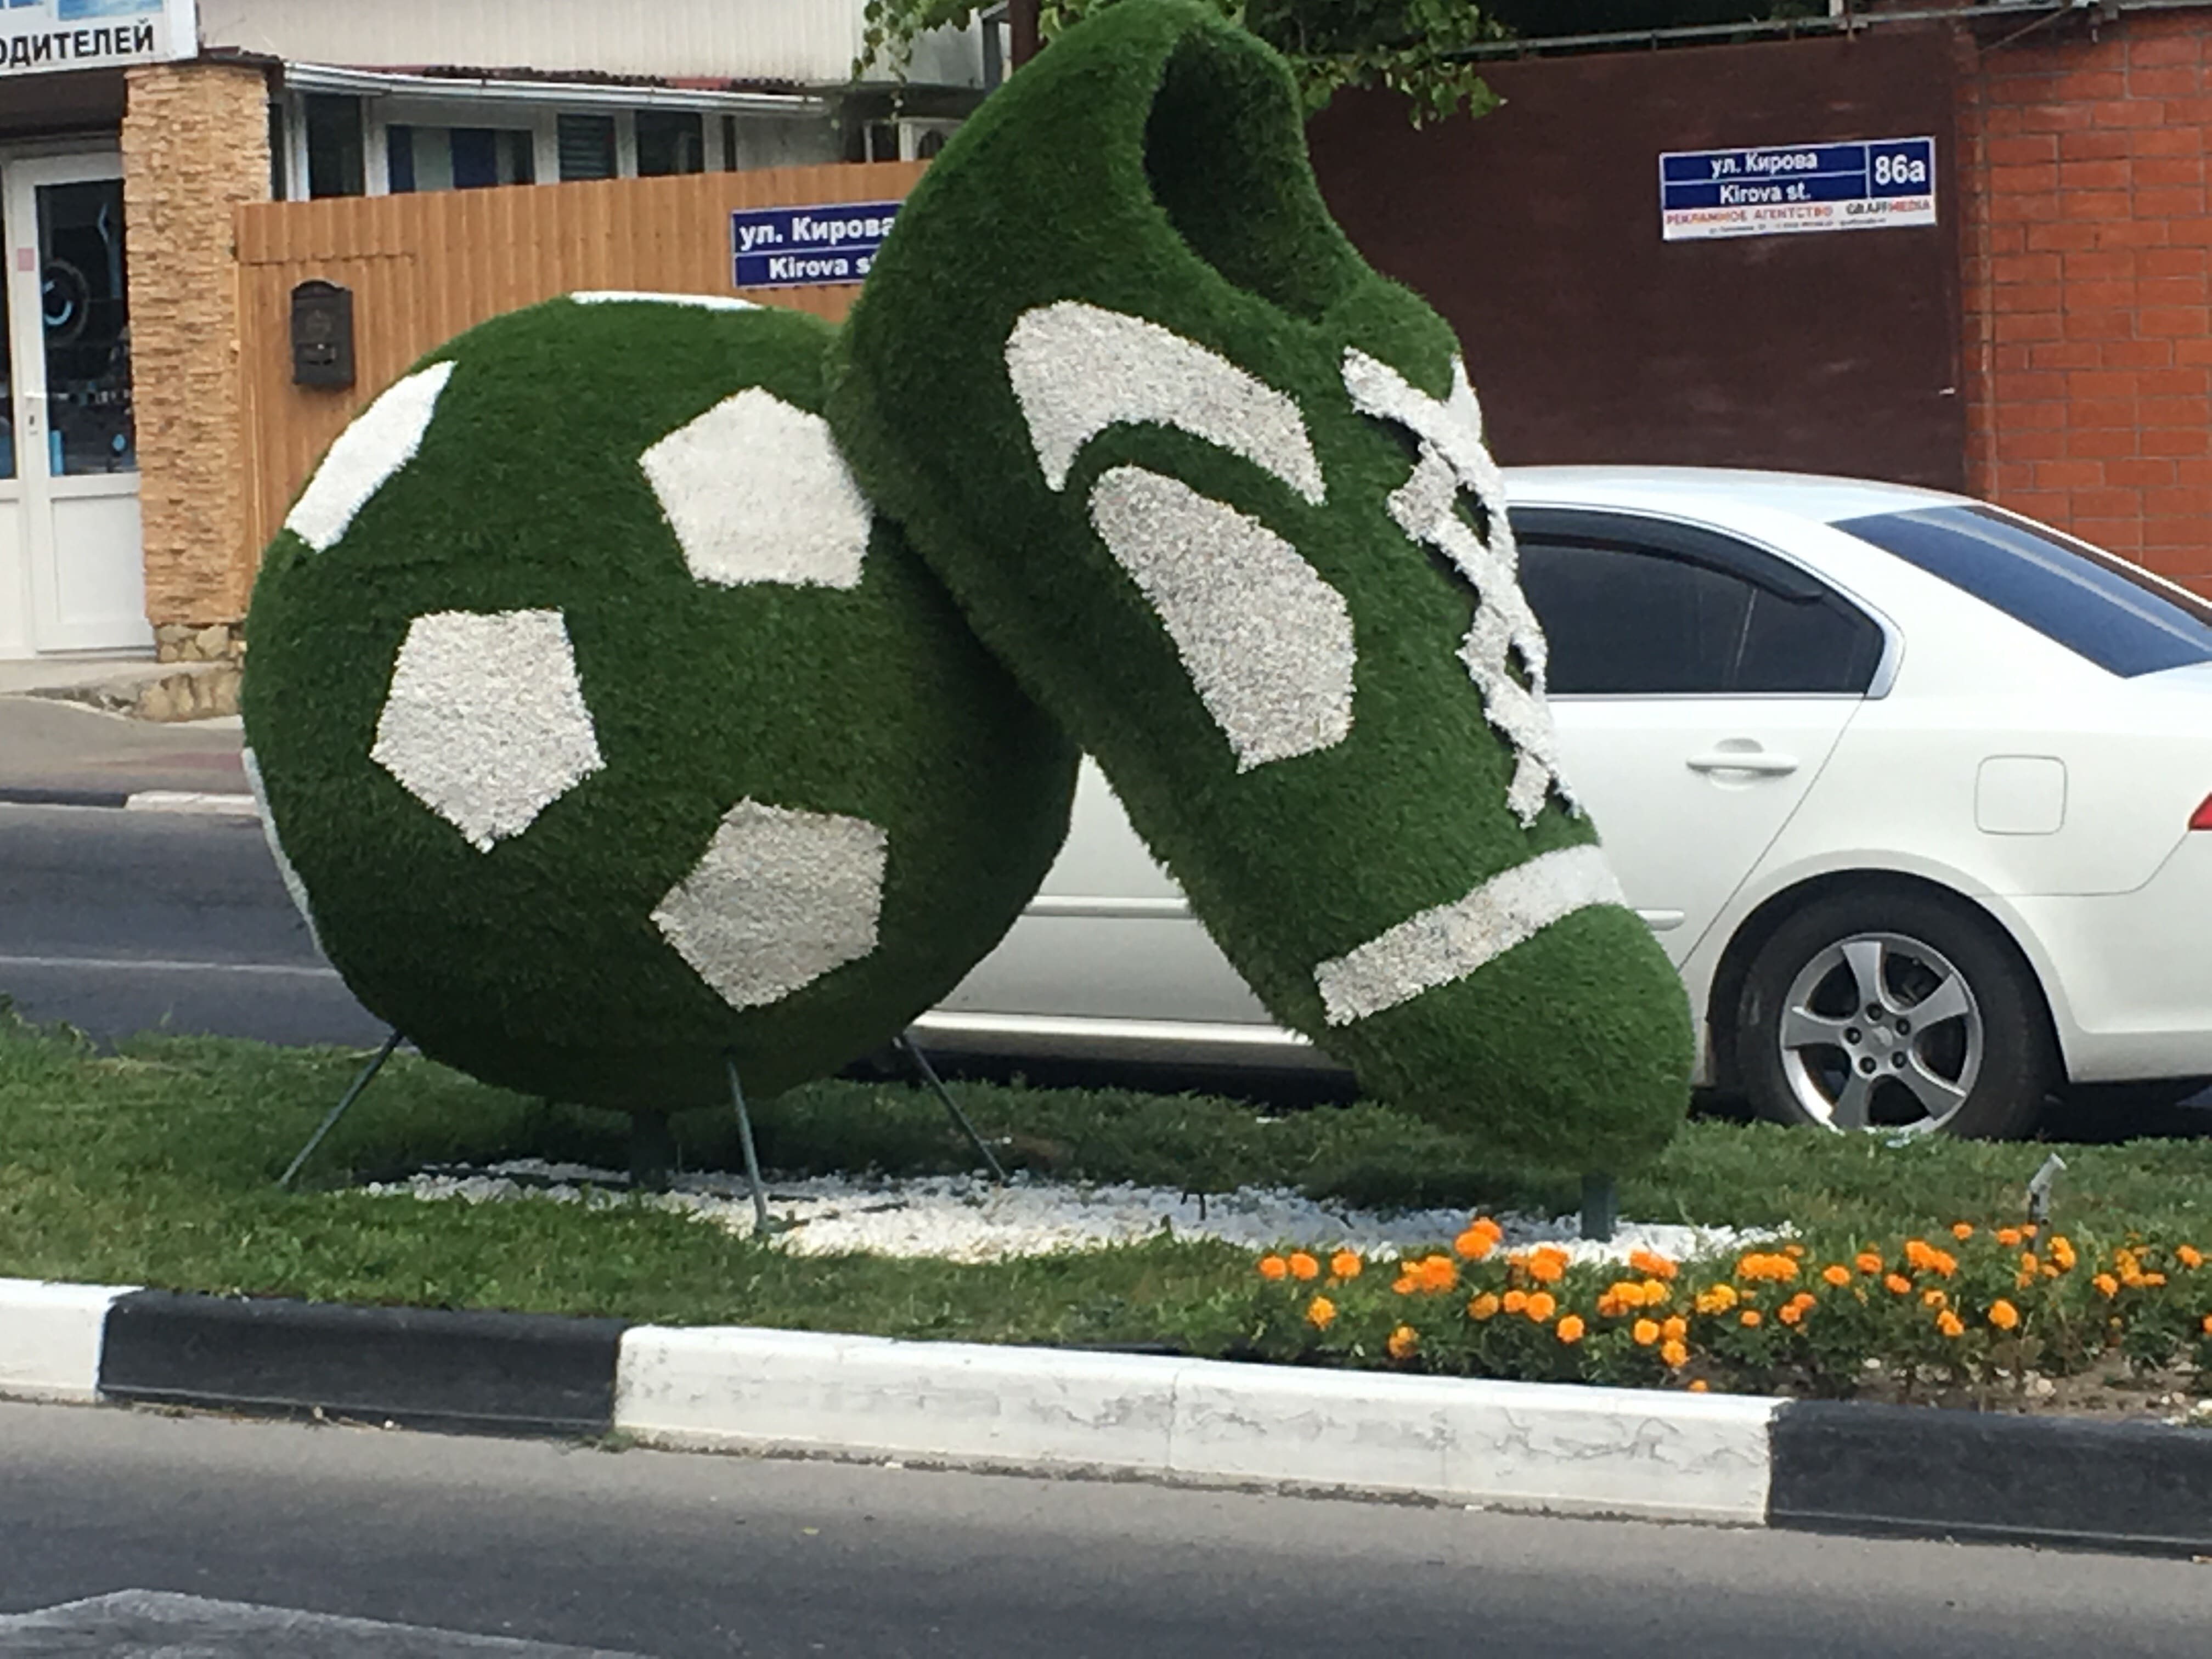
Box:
[1837,504,2212,678]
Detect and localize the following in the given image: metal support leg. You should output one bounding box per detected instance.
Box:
[630,1109,675,1193]
[725,1053,771,1238]
[895,1031,1007,1185]
[280,1029,402,1189]
[1581,1171,1618,1244]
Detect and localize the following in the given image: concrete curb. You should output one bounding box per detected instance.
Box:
[5,1277,2209,1550]
[0,788,257,813]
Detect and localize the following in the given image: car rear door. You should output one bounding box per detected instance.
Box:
[1515,508,1886,964]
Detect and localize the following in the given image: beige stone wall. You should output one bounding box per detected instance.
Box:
[122,60,270,644]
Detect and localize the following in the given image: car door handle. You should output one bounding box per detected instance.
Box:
[1686,750,1800,776]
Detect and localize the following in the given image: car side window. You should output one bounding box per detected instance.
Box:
[1515,522,1884,697]
[1516,540,1748,695]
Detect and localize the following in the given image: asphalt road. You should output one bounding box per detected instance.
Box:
[2,1401,2209,1658]
[0,803,384,1049]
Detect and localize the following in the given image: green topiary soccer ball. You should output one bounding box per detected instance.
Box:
[242,293,1078,1112]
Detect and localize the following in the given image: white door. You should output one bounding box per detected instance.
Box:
[1517,512,1886,963]
[1,151,149,658]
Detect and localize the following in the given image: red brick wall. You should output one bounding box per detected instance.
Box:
[1958,12,2212,592]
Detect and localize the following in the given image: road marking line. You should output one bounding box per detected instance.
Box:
[0,953,341,979]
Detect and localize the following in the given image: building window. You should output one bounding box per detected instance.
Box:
[389,126,536,193]
[557,114,618,181]
[304,95,365,198]
[636,110,704,176]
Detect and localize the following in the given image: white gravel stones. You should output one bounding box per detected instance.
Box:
[365,1159,1765,1267]
[1088,466,1355,771]
[283,361,456,552]
[1006,301,1325,501]
[640,387,873,590]
[371,608,605,852]
[650,799,889,1011]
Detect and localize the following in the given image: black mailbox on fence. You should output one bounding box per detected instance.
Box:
[290,279,355,388]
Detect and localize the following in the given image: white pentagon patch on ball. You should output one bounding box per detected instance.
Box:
[282,361,456,553]
[651,799,890,1011]
[371,607,605,852]
[639,388,872,590]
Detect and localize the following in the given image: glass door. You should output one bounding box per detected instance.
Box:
[1,150,149,656]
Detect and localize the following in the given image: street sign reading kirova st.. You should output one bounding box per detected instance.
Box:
[1660,137,1936,242]
[731,201,901,289]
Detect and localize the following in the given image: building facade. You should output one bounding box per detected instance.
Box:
[0,0,983,665]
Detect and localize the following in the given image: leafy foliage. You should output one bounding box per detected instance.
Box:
[857,0,1505,124]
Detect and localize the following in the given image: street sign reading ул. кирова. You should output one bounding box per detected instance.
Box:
[1660,137,1936,242]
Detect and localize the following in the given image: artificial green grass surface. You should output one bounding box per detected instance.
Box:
[3,1013,2205,1348]
[245,298,1076,1111]
[827,0,1690,1169]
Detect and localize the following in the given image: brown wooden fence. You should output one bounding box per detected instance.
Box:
[233,161,927,560]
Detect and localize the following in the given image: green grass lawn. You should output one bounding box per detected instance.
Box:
[3,1005,2209,1360]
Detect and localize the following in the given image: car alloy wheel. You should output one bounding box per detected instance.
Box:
[1776,930,1983,1133]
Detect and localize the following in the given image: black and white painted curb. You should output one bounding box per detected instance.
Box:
[7,1276,2210,1553]
[0,788,257,814]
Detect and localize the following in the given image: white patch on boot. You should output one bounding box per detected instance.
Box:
[641,388,873,590]
[1088,466,1353,770]
[371,608,605,852]
[1344,348,1578,827]
[1007,302,1324,502]
[283,362,458,552]
[652,800,889,1011]
[1314,845,1626,1025]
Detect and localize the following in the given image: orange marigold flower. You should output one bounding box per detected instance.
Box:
[1854,1252,1883,1276]
[1633,1318,1662,1346]
[1527,1245,1571,1284]
[1392,1275,1418,1296]
[1468,1292,1501,1321]
[1995,1228,2023,1248]
[1884,1273,1913,1295]
[1330,1250,1363,1280]
[2093,1273,2120,1299]
[2180,1246,2205,1270]
[1629,1248,1679,1280]
[1639,1277,1672,1305]
[1740,1309,1763,1328]
[1951,1222,1976,1241]
[2019,1251,2040,1276]
[1936,1310,1965,1338]
[1415,1254,1458,1293]
[1306,1295,1337,1330]
[2201,1314,2212,1337]
[1660,1338,1690,1368]
[1387,1324,1419,1359]
[1784,1243,1807,1259]
[2049,1235,2077,1270]
[1821,1265,1852,1288]
[1662,1316,1689,1341]
[1988,1299,2021,1332]
[1454,1228,1497,1261]
[1257,1255,1290,1281]
[1555,1314,1585,1344]
[1288,1252,1321,1281]
[2145,1272,2169,1287]
[1688,1379,1710,1393]
[1694,1284,1740,1315]
[1736,1252,1799,1283]
[1778,1302,1805,1327]
[1525,1291,1558,1323]
[1467,1216,1505,1244]
[1502,1289,1529,1314]
[1922,1289,1948,1310]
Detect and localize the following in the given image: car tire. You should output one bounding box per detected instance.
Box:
[1734,887,2057,1139]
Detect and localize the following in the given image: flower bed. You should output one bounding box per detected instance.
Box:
[1245,1218,2212,1404]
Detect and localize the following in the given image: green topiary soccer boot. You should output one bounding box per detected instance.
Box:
[826,0,1692,1171]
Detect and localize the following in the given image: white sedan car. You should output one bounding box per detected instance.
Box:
[913,468,2212,1138]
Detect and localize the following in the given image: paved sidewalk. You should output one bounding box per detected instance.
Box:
[0,696,246,804]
